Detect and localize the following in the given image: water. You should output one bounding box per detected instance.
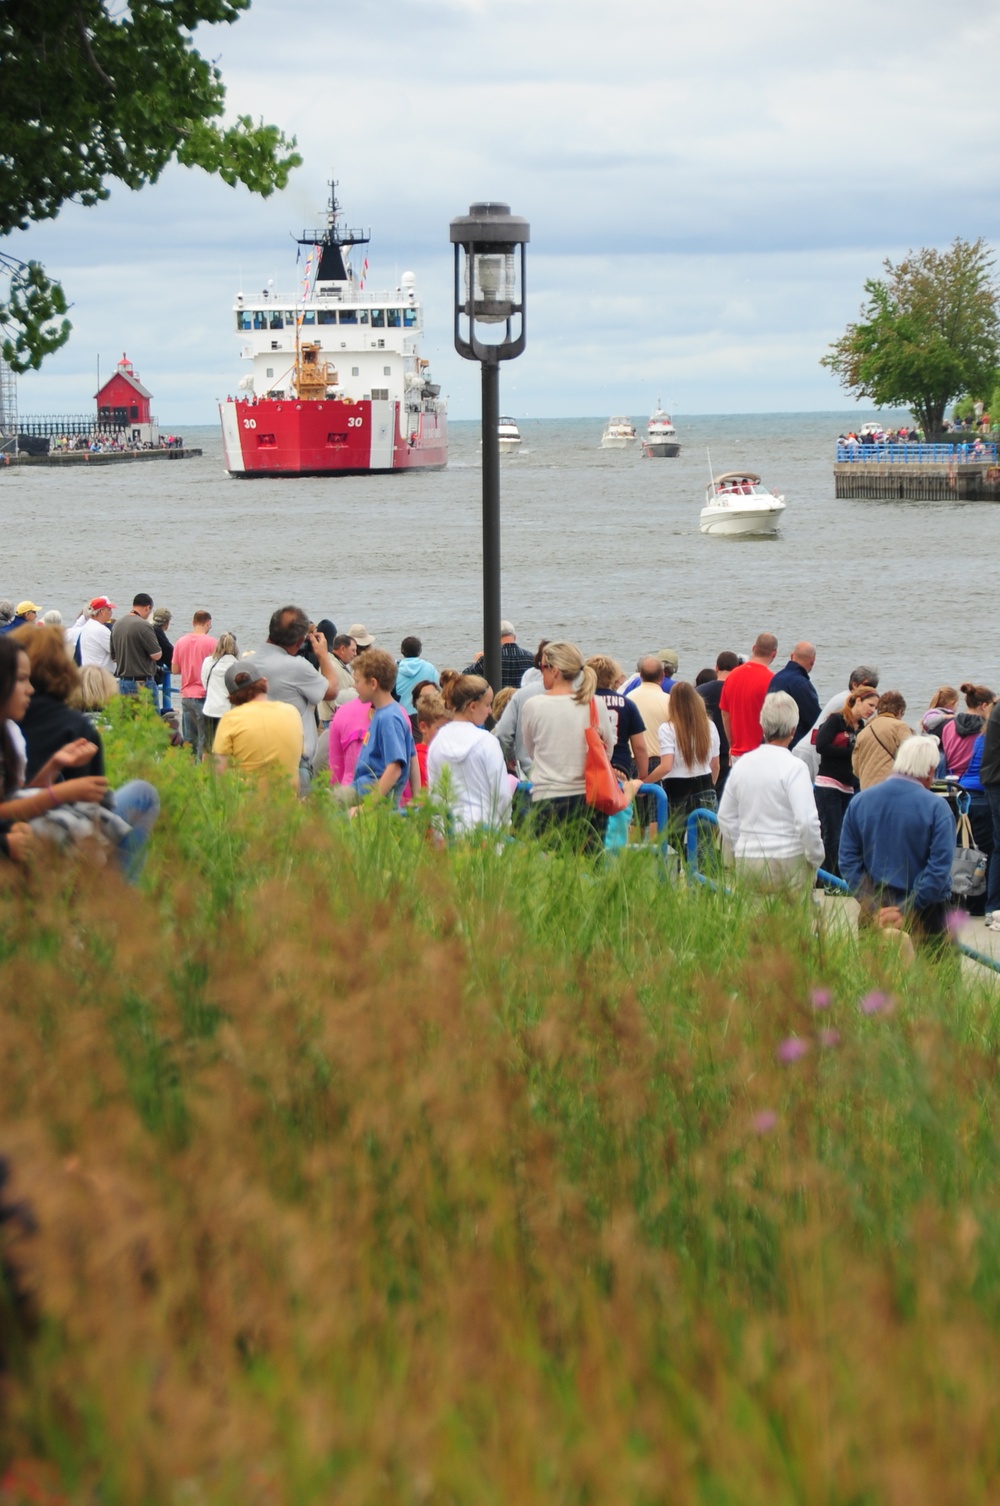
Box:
[4,410,995,711]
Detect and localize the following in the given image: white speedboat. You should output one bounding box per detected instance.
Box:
[700,471,786,536]
[498,416,522,453]
[641,401,681,458]
[600,416,637,448]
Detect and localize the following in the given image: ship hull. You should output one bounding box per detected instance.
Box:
[220,398,447,477]
[642,439,681,458]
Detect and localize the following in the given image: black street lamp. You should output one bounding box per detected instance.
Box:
[449,202,530,694]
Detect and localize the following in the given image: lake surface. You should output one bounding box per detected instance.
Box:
[3,410,993,712]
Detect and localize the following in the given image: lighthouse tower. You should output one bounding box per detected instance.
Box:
[94,354,158,445]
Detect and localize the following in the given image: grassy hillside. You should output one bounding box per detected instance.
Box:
[0,704,998,1504]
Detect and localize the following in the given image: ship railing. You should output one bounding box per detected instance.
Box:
[836,441,997,463]
[240,285,416,311]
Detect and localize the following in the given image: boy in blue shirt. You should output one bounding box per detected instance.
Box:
[352,648,419,805]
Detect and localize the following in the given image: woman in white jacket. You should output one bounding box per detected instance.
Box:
[200,632,239,752]
[427,674,513,835]
[717,690,825,893]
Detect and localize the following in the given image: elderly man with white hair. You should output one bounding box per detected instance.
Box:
[717,690,825,892]
[838,735,955,944]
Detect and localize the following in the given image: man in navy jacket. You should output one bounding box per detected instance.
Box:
[839,735,955,943]
[768,642,820,748]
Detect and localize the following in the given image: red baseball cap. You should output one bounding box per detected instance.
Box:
[89,596,116,611]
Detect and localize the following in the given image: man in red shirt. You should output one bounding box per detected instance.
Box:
[172,609,217,760]
[719,633,778,761]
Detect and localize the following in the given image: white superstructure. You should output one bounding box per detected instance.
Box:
[233,268,441,426]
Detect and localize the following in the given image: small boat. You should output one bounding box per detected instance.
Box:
[641,401,681,458]
[700,471,786,536]
[600,416,637,449]
[497,416,522,453]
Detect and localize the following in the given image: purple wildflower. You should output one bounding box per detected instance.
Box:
[810,987,832,1010]
[945,909,968,937]
[859,990,890,1016]
[752,1110,778,1134]
[818,1028,840,1049]
[776,1036,809,1064]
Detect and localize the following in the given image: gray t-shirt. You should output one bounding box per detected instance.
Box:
[250,642,327,760]
[110,613,160,679]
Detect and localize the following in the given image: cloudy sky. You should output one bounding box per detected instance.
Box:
[11,0,1000,423]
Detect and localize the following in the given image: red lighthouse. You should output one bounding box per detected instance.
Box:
[94,354,158,445]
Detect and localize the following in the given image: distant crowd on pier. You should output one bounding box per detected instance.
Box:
[46,432,185,454]
[1,591,996,952]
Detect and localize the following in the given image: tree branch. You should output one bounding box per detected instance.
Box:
[75,3,114,90]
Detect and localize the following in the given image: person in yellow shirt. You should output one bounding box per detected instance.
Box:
[213,662,303,790]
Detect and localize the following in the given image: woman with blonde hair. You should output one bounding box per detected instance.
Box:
[77,665,119,713]
[922,685,959,740]
[520,641,613,847]
[814,683,879,874]
[490,685,516,722]
[656,680,720,826]
[427,674,512,834]
[201,631,239,752]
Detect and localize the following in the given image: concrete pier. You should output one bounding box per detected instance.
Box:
[834,461,1000,500]
[7,447,202,468]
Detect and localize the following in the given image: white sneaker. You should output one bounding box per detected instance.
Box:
[987,918,1000,933]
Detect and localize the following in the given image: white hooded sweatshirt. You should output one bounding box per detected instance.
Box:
[426,723,513,834]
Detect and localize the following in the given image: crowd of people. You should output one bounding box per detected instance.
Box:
[46,432,185,454]
[2,593,995,949]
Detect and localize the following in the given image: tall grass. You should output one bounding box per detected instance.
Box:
[1,702,999,1502]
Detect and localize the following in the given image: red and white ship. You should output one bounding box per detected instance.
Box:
[219,180,447,477]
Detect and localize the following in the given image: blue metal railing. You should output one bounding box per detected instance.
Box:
[682,807,849,889]
[636,782,668,836]
[683,807,1000,973]
[835,442,997,464]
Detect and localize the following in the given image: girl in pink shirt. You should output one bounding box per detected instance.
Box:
[328,697,370,785]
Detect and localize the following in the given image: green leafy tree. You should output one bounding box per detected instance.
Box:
[0,0,301,371]
[822,238,1000,443]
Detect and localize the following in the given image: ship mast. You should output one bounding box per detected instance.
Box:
[297,177,371,285]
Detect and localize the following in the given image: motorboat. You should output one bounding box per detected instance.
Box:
[600,416,637,448]
[497,416,522,453]
[700,471,786,536]
[641,401,681,458]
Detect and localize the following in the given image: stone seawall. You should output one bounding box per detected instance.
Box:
[833,462,1000,501]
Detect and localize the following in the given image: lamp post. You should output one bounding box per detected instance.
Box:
[449,202,529,694]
